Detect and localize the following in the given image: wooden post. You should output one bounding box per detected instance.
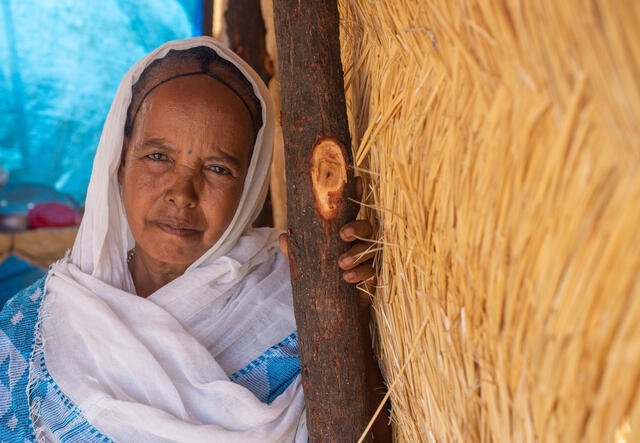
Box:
[272,1,371,441]
[201,0,213,36]
[224,0,273,83]
[224,0,275,227]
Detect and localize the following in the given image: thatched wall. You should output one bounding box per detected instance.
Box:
[338,1,639,441]
[265,1,639,441]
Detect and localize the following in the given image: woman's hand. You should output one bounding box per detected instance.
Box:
[338,218,377,307]
[279,176,378,307]
[278,218,376,306]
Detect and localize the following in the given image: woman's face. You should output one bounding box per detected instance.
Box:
[118,75,254,271]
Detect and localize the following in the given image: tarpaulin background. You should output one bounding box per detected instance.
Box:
[0,0,202,203]
[0,0,202,302]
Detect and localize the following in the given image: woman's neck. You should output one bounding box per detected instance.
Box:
[128,247,189,298]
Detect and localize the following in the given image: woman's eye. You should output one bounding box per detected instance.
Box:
[207,165,230,175]
[147,153,167,161]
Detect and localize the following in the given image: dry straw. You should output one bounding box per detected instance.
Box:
[336,0,640,441]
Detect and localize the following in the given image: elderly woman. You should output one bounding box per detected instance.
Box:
[0,38,384,441]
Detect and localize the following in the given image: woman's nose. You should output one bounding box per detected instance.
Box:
[164,170,198,209]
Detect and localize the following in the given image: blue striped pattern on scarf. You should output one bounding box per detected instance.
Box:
[28,348,113,442]
[0,277,44,441]
[230,332,301,404]
[0,276,111,442]
[1,277,301,441]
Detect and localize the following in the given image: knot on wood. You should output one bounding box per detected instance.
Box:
[311,138,347,220]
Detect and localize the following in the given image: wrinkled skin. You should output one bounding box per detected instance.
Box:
[118,75,253,297]
[119,74,387,440]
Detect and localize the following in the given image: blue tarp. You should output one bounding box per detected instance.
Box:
[0,0,202,203]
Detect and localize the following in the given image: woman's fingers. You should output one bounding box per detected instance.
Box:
[343,263,376,307]
[343,262,375,285]
[339,241,377,270]
[282,220,375,265]
[340,220,373,242]
[339,216,377,308]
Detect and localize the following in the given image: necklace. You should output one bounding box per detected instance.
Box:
[127,248,135,265]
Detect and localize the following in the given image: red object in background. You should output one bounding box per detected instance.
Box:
[27,202,82,229]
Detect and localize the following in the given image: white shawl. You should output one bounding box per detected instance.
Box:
[35,37,306,442]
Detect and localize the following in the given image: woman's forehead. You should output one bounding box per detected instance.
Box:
[125,46,263,140]
[130,76,255,163]
[137,75,253,127]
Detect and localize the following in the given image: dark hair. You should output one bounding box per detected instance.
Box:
[124,46,263,141]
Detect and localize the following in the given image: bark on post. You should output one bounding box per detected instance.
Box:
[224,0,273,83]
[224,0,275,227]
[272,1,371,441]
[201,0,213,36]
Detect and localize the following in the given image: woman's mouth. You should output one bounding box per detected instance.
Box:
[153,219,201,238]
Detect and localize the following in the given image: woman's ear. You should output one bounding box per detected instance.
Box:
[118,137,129,185]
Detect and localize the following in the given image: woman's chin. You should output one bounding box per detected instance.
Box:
[155,253,202,271]
[138,241,206,270]
[133,223,222,269]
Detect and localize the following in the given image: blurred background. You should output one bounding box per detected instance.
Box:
[0,0,206,300]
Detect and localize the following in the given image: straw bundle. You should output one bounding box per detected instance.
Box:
[334,1,640,441]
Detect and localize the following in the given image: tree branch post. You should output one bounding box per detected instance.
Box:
[272,1,371,441]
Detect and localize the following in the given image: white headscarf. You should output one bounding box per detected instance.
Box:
[34,37,306,442]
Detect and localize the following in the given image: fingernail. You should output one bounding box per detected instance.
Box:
[341,227,354,239]
[340,255,352,267]
[344,271,355,280]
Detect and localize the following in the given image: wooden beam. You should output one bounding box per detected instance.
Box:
[272,1,371,441]
[224,0,273,83]
[223,0,274,227]
[201,0,214,36]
